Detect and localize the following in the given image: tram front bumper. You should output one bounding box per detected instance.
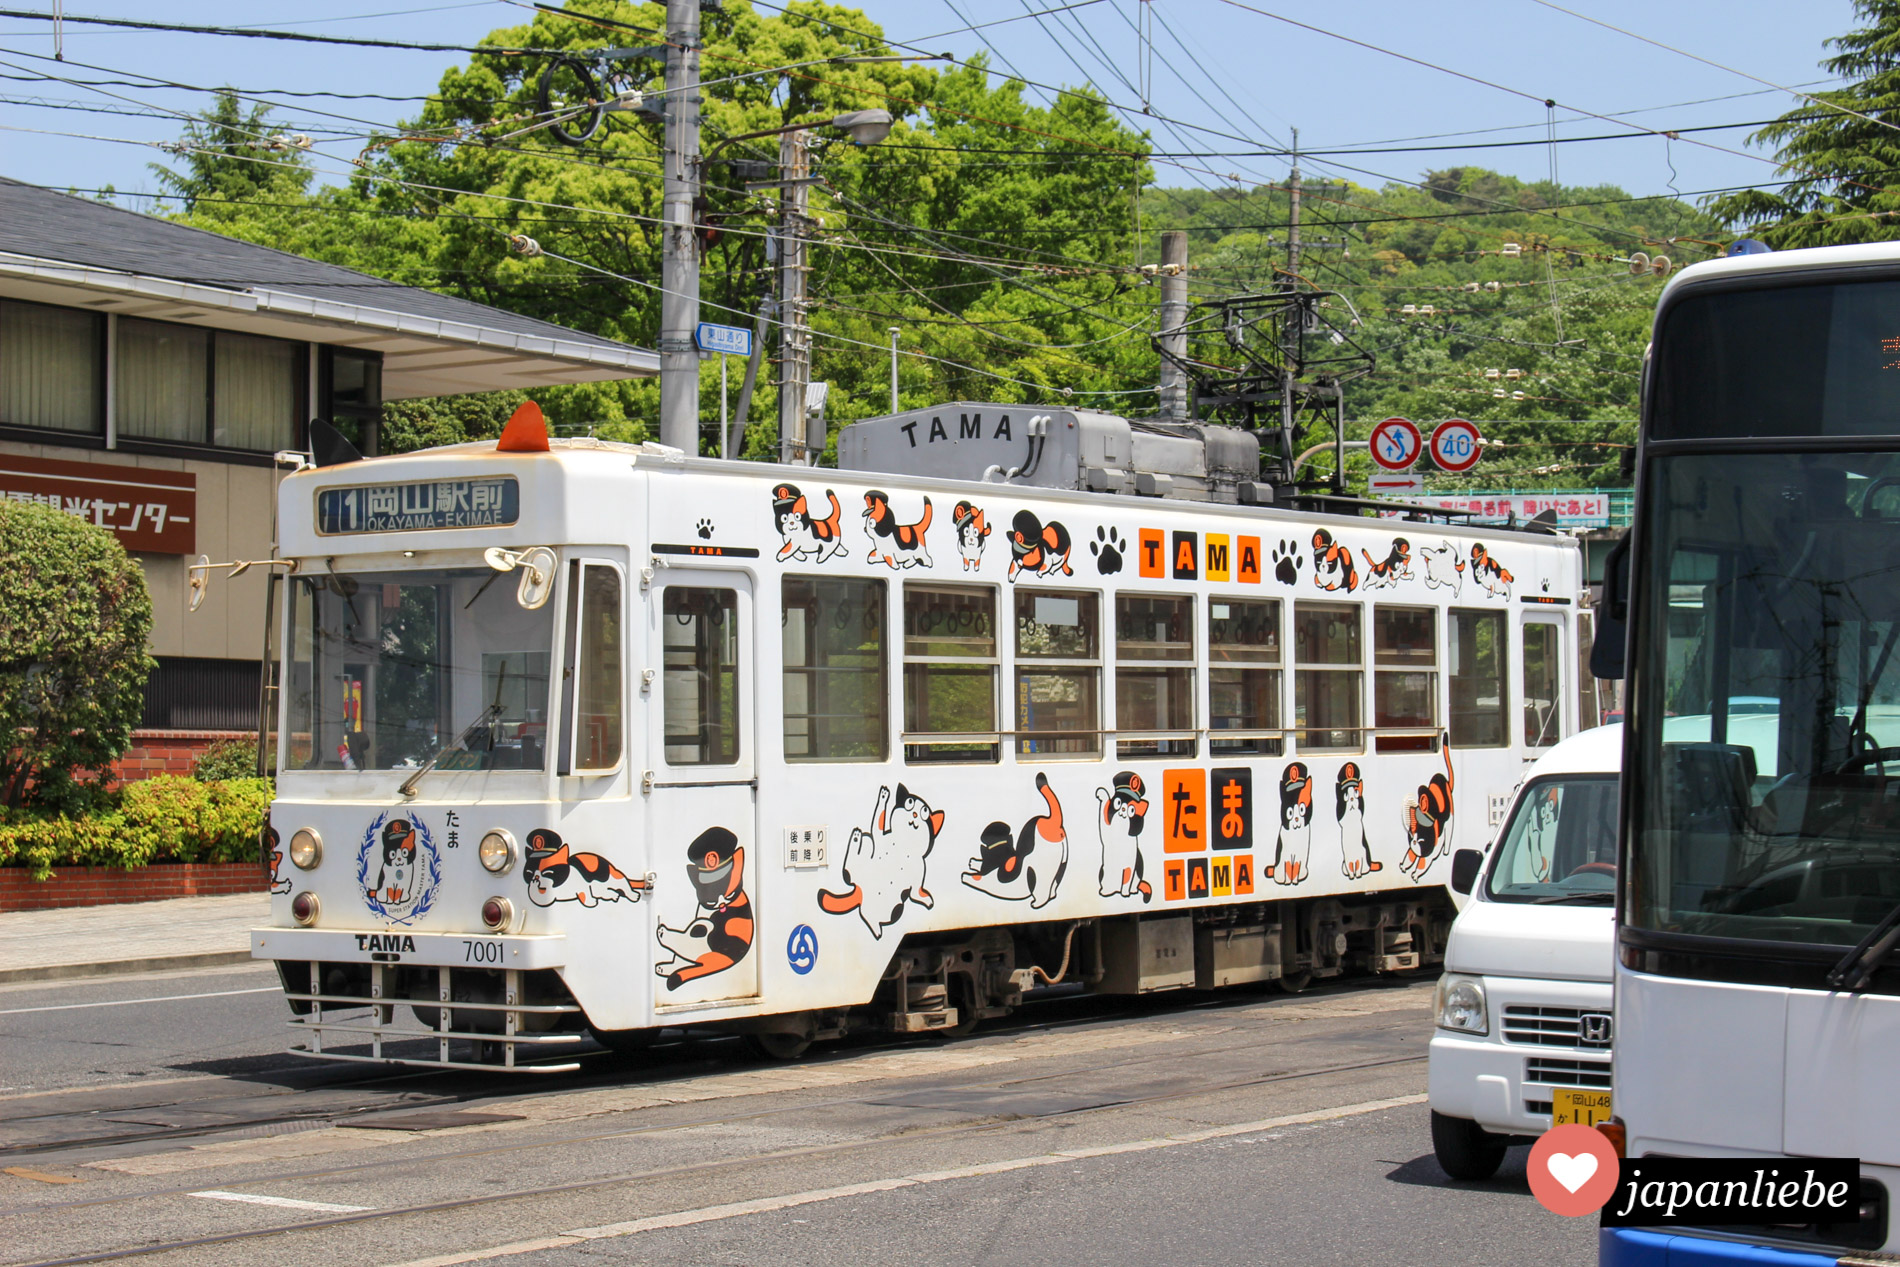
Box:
[251,927,566,970]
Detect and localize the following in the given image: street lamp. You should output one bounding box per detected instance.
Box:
[703,108,894,162]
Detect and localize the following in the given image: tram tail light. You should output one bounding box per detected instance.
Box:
[481,897,515,932]
[290,891,321,926]
[1597,1117,1627,1158]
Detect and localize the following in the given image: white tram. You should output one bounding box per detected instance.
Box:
[251,401,1590,1069]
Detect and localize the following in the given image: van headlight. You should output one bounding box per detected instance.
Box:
[1434,973,1488,1035]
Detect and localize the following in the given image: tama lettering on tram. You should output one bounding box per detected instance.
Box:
[317,477,519,534]
[898,411,1016,447]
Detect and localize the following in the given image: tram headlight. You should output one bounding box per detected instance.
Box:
[290,891,321,927]
[481,896,515,932]
[1434,973,1488,1035]
[479,829,516,874]
[288,828,322,870]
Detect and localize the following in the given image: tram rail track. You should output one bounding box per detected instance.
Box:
[10,1046,1427,1267]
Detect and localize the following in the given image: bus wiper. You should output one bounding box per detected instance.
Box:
[1826,898,1900,992]
[1532,892,1615,905]
[398,663,507,800]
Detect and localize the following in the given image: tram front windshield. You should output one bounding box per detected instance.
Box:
[286,568,554,772]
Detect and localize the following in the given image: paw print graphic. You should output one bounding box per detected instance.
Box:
[696,518,714,540]
[1272,539,1303,586]
[1091,525,1124,575]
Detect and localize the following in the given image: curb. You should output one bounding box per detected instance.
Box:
[0,950,258,986]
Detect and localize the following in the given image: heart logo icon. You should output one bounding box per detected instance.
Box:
[1546,1151,1598,1194]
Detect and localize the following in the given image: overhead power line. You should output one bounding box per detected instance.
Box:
[0,7,539,54]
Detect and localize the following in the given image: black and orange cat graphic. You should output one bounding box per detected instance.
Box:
[861,490,933,569]
[1007,510,1074,582]
[818,784,943,939]
[964,772,1069,908]
[1311,528,1359,592]
[772,482,846,563]
[523,828,647,907]
[1399,740,1456,880]
[655,827,753,991]
[1360,538,1413,590]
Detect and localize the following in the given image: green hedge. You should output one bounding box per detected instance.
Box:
[0,776,273,881]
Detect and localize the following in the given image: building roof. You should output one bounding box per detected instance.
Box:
[0,178,657,398]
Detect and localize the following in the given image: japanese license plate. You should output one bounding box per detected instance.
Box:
[1552,1087,1612,1127]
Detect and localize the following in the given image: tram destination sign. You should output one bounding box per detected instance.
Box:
[316,476,519,534]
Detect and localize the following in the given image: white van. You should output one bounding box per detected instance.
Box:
[1426,724,1620,1180]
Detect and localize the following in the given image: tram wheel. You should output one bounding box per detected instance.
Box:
[1275,971,1313,994]
[749,1031,813,1061]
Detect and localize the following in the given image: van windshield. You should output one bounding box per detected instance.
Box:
[286,568,554,771]
[1485,775,1619,904]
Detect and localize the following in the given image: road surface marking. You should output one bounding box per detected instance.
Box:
[381,1092,1427,1267]
[191,1189,371,1213]
[3,1167,83,1184]
[0,987,279,1016]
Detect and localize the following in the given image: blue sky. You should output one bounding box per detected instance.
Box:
[0,0,1860,206]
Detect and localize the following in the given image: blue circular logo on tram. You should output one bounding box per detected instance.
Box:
[787,923,819,975]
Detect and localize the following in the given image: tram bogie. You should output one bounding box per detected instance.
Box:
[248,402,1589,1070]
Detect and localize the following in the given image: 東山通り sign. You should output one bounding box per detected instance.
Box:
[0,452,196,553]
[695,322,753,357]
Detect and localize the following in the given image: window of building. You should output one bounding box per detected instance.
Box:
[1374,606,1439,753]
[1450,609,1509,748]
[1294,602,1362,751]
[1016,589,1100,757]
[323,347,384,455]
[0,299,101,433]
[1116,593,1194,758]
[904,583,998,763]
[662,586,739,766]
[1524,620,1563,749]
[1209,597,1281,756]
[783,576,887,762]
[117,317,207,444]
[568,564,623,772]
[214,331,300,451]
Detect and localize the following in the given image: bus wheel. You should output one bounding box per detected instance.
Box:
[1430,1111,1507,1181]
[1275,971,1313,994]
[750,1032,813,1061]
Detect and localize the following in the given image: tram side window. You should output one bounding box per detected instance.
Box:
[1017,589,1101,757]
[568,564,623,771]
[1524,621,1563,748]
[662,587,739,766]
[782,576,887,762]
[904,583,998,763]
[1449,609,1508,748]
[1577,611,1604,729]
[1116,594,1194,758]
[1294,602,1362,752]
[1374,606,1439,753]
[1210,597,1281,756]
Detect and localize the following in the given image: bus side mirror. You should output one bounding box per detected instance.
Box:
[1450,848,1483,895]
[1590,534,1630,681]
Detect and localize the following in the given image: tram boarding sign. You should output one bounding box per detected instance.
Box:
[1430,418,1483,473]
[1369,417,1423,471]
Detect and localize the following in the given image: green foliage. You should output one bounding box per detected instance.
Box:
[0,777,274,881]
[193,737,269,782]
[149,89,315,213]
[381,388,532,453]
[1707,1,1900,248]
[0,503,155,811]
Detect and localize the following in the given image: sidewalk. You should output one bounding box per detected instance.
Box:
[0,892,266,984]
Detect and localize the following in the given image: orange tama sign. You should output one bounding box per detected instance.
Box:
[0,453,196,553]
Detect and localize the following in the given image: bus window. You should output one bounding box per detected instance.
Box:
[662,587,739,766]
[570,564,623,771]
[1210,597,1281,756]
[1374,606,1438,753]
[1116,593,1194,759]
[1523,620,1562,749]
[903,583,998,763]
[782,576,887,762]
[1016,589,1100,757]
[1294,602,1362,752]
[1450,610,1508,748]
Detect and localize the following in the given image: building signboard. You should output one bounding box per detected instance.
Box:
[1381,490,1625,529]
[0,453,196,553]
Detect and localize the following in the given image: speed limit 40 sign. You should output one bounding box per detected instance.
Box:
[1369,417,1422,471]
[1430,418,1483,473]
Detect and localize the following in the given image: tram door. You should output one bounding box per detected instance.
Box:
[647,572,759,1004]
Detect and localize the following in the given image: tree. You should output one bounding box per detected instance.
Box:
[0,504,155,810]
[1707,1,1900,248]
[149,89,315,213]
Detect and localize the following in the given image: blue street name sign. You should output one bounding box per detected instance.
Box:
[695,322,752,356]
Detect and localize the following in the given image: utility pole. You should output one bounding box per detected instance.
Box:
[777,128,812,464]
[1286,126,1302,286]
[658,0,701,453]
[1156,230,1189,421]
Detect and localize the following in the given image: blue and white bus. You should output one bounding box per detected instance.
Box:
[1603,241,1900,1262]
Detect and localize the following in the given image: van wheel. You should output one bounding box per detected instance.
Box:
[1431,1110,1507,1181]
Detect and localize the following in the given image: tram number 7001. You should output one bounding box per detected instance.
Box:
[462,939,504,964]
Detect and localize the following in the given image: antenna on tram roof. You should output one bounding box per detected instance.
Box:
[497,400,551,453]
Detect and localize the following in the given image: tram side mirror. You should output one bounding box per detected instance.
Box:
[1450,848,1484,896]
[484,546,558,610]
[1590,534,1630,681]
[188,554,212,612]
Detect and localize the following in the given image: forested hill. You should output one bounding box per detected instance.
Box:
[1137,169,1725,489]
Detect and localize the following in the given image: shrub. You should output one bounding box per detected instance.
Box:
[194,736,266,782]
[0,501,155,810]
[0,776,272,880]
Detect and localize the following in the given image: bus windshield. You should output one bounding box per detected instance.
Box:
[1628,449,1900,945]
[286,568,555,772]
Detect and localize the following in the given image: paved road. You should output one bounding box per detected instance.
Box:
[0,975,1590,1267]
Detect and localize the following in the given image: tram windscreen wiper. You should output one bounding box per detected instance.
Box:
[398,662,507,799]
[1827,897,1900,992]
